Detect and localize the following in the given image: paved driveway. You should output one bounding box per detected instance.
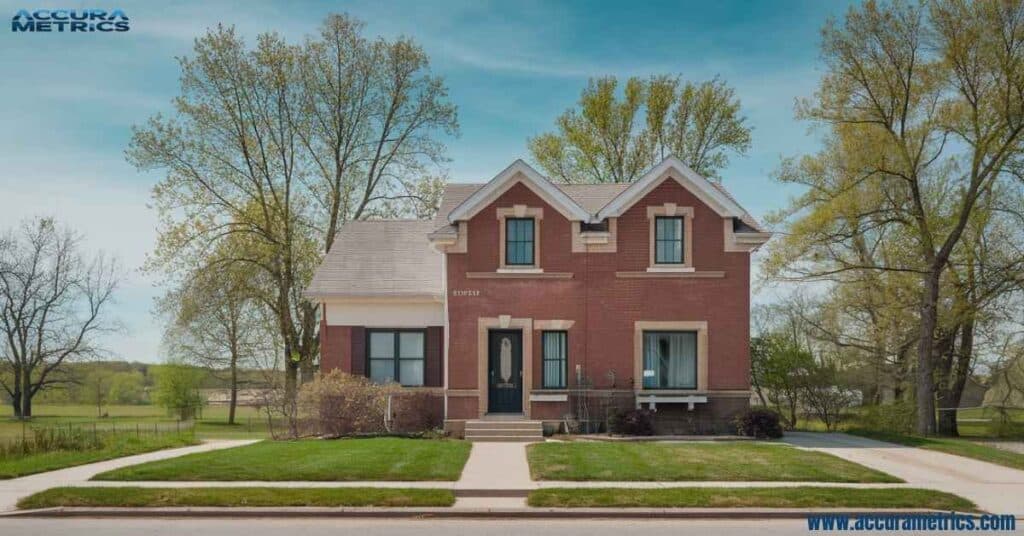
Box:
[782,432,1024,515]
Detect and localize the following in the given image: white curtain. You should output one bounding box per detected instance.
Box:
[543,332,566,388]
[643,332,696,388]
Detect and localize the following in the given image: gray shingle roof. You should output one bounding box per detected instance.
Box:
[305,220,443,299]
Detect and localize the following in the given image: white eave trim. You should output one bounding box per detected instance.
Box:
[446,159,592,224]
[596,156,746,221]
[303,291,444,303]
[734,232,772,244]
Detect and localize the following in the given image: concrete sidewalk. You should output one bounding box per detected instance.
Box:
[0,439,258,512]
[782,432,1024,516]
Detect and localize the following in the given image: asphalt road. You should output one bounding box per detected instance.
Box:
[0,518,989,535]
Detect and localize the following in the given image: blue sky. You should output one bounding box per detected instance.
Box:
[0,0,852,362]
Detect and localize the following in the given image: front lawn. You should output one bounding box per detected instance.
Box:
[527,487,975,511]
[527,441,900,482]
[94,438,472,481]
[0,434,198,480]
[18,486,454,509]
[848,429,1024,471]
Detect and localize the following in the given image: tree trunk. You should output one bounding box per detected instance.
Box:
[10,367,22,419]
[937,318,975,437]
[228,353,238,425]
[915,270,940,436]
[19,372,34,419]
[11,387,22,419]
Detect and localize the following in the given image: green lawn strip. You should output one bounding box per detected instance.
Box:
[527,441,900,483]
[848,429,1024,471]
[94,438,472,481]
[0,434,198,480]
[17,486,454,509]
[527,487,975,511]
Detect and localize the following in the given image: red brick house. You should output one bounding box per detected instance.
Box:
[306,157,770,438]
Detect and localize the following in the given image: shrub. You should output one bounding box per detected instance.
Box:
[855,402,916,434]
[388,391,444,434]
[298,371,444,437]
[299,371,392,437]
[608,409,655,436]
[735,408,784,438]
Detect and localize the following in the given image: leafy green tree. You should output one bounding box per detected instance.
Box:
[82,369,111,417]
[751,333,815,429]
[529,75,750,183]
[153,362,206,420]
[160,239,271,424]
[130,15,458,408]
[764,0,1024,435]
[107,371,146,405]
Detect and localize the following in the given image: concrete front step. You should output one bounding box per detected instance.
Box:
[464,419,543,442]
[465,428,540,436]
[463,435,539,442]
[465,420,542,429]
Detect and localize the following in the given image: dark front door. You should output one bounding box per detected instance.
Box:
[488,330,523,413]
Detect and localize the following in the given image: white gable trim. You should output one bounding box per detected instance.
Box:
[446,159,592,223]
[595,156,745,221]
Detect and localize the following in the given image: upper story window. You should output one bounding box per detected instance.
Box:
[368,329,424,386]
[541,331,567,389]
[647,205,693,271]
[505,217,535,266]
[642,331,697,389]
[654,216,684,264]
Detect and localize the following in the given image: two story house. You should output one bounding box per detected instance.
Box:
[305,157,770,438]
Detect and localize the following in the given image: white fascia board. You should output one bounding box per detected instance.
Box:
[446,159,592,223]
[596,156,745,221]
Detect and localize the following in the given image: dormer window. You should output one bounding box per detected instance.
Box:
[497,205,543,271]
[654,216,684,264]
[647,204,693,272]
[505,218,535,266]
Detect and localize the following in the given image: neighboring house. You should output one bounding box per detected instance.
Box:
[305,157,770,436]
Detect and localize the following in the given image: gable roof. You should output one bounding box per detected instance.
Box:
[433,159,762,232]
[445,160,593,223]
[595,156,748,222]
[305,220,443,300]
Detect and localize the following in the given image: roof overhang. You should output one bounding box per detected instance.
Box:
[304,291,444,303]
[446,159,592,223]
[596,156,746,221]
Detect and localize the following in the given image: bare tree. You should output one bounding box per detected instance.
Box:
[0,218,120,418]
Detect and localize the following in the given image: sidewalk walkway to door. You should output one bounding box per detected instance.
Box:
[454,441,533,507]
[0,439,259,512]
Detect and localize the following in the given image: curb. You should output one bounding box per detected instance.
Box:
[2,506,960,520]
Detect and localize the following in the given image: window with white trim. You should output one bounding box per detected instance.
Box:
[654,216,684,264]
[505,217,535,265]
[642,331,697,389]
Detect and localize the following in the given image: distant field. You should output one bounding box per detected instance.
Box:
[0,404,273,441]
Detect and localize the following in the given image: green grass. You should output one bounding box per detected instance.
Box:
[0,434,198,479]
[527,441,900,482]
[527,487,975,511]
[17,486,455,509]
[848,429,1024,471]
[94,438,472,481]
[0,404,272,440]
